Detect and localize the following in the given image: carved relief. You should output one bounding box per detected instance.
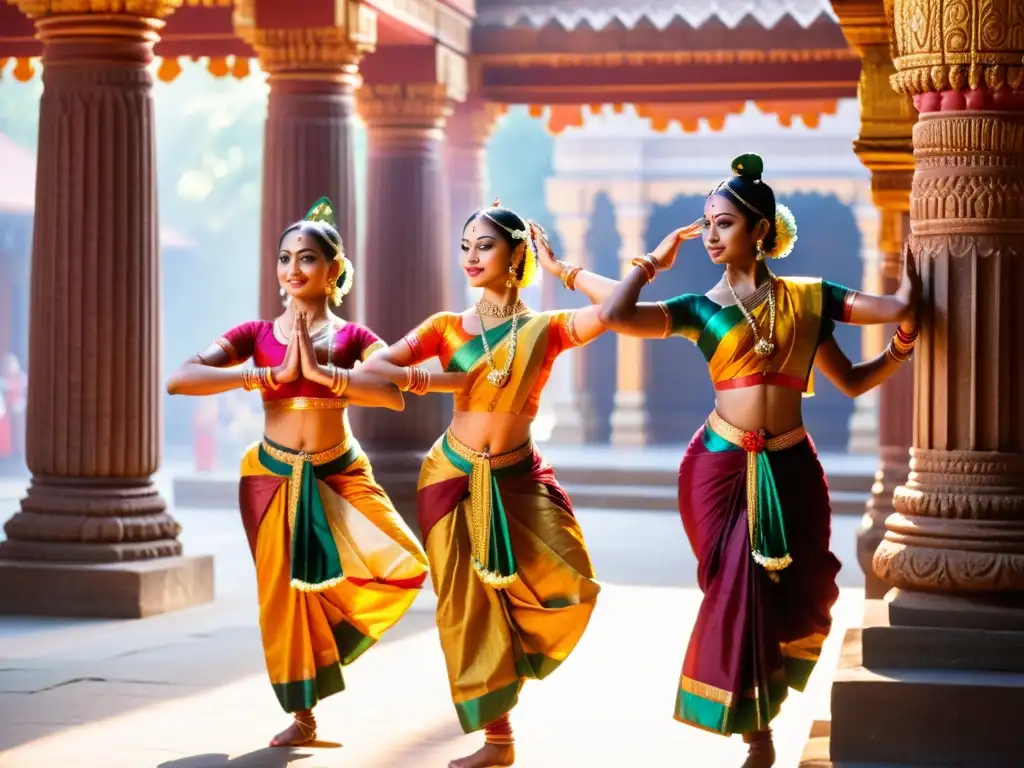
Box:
[12,0,184,17]
[357,83,453,128]
[889,0,1024,94]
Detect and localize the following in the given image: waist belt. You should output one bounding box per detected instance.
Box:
[441,429,534,589]
[705,412,806,578]
[258,436,359,592]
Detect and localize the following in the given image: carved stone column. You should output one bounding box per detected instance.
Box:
[0,2,212,618]
[236,0,376,321]
[445,98,506,308]
[834,0,918,599]
[609,193,651,446]
[828,3,1024,763]
[545,208,596,444]
[353,46,464,520]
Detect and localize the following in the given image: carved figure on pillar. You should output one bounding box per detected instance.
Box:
[872,1,1024,616]
[597,154,920,766]
[833,0,918,599]
[0,0,213,619]
[363,201,632,768]
[235,0,377,322]
[166,199,427,747]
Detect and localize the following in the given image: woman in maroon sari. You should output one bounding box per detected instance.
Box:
[596,155,921,767]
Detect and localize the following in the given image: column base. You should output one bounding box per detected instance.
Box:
[609,390,649,447]
[0,555,215,619]
[548,393,596,445]
[829,601,1024,765]
[857,446,907,599]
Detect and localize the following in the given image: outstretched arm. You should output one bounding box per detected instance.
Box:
[834,242,921,326]
[362,314,468,395]
[814,321,918,398]
[167,322,282,396]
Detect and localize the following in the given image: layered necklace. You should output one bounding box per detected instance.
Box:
[726,274,776,359]
[475,297,528,388]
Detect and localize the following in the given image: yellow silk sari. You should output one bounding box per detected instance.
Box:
[414,313,599,733]
[239,437,428,712]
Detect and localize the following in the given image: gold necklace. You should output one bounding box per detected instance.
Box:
[475,297,527,319]
[477,307,526,389]
[727,275,776,359]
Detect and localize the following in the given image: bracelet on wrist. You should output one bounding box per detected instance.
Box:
[630,255,658,284]
[240,367,268,392]
[559,263,582,291]
[407,366,431,395]
[886,327,918,363]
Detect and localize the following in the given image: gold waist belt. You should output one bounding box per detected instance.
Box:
[263,397,349,412]
[706,412,806,577]
[443,429,534,589]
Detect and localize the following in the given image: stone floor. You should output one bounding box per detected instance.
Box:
[0,469,866,768]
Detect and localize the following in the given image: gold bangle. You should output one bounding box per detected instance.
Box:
[630,256,657,284]
[559,263,582,290]
[408,366,430,395]
[400,367,414,392]
[333,368,350,397]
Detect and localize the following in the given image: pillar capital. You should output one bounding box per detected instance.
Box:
[358,82,453,130]
[10,0,180,18]
[888,0,1024,101]
[234,0,376,82]
[447,98,508,150]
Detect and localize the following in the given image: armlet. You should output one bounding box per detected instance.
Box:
[655,302,672,339]
[362,340,386,361]
[196,337,237,366]
[563,311,582,347]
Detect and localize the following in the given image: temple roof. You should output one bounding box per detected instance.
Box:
[474,0,837,30]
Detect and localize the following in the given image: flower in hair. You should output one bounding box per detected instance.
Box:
[766,203,798,259]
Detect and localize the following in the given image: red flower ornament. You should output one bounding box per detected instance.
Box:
[741,431,766,454]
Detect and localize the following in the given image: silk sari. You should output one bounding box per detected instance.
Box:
[413,313,599,733]
[239,437,428,713]
[674,413,840,735]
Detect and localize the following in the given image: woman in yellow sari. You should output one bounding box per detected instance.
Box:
[365,200,660,768]
[166,198,429,747]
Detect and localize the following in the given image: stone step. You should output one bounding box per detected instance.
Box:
[172,474,870,516]
[829,627,1024,766]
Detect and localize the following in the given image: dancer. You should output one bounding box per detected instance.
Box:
[364,200,634,768]
[166,198,429,747]
[594,155,921,767]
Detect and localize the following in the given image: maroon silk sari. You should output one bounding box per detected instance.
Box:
[674,422,840,735]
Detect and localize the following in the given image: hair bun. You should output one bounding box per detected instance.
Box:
[731,153,764,181]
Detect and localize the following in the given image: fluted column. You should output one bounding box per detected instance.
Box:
[236,0,376,321]
[0,2,212,618]
[545,209,595,444]
[445,98,506,308]
[609,193,651,446]
[872,7,1024,622]
[356,81,452,452]
[834,0,918,599]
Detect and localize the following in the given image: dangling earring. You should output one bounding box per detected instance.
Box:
[756,239,765,261]
[506,263,516,288]
[279,286,290,307]
[325,278,338,303]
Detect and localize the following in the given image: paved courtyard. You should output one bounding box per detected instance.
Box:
[0,471,865,768]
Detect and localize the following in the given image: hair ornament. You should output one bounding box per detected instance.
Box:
[767,203,798,260]
[304,196,337,228]
[302,196,353,303]
[731,153,764,181]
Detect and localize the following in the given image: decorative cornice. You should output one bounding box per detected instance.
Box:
[888,0,1024,95]
[8,0,183,17]
[472,48,858,69]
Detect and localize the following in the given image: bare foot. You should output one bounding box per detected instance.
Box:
[448,742,515,768]
[269,713,317,747]
[740,738,775,768]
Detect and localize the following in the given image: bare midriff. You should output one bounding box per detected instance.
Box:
[448,410,535,455]
[713,384,804,436]
[263,409,352,454]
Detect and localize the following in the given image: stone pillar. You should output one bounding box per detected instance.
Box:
[828,3,1024,763]
[0,3,212,619]
[545,208,596,444]
[354,46,464,520]
[236,0,376,321]
[608,193,651,446]
[445,98,506,308]
[834,0,917,599]
[846,201,881,454]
